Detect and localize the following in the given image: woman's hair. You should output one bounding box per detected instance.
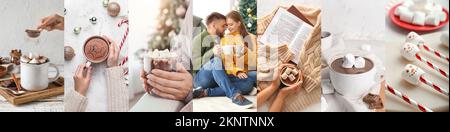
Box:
[226,11,249,37]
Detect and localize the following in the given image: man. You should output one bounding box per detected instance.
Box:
[192,12,254,108]
[192,12,227,75]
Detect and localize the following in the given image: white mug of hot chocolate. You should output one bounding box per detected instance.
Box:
[221,45,234,56]
[329,54,377,98]
[20,61,60,91]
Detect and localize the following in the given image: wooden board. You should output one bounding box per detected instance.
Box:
[0,77,64,106]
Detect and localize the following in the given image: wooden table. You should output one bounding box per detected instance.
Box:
[0,65,64,112]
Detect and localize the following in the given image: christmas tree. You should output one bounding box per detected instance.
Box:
[237,0,256,35]
[148,0,188,50]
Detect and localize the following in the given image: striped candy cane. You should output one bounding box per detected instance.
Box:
[419,76,449,96]
[386,84,433,112]
[118,19,129,52]
[420,44,449,63]
[415,54,449,79]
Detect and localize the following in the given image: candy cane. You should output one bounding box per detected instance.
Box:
[386,84,433,112]
[402,64,448,96]
[401,42,448,79]
[120,55,128,66]
[406,32,449,63]
[118,19,129,52]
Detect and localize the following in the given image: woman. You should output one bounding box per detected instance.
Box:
[65,36,129,112]
[193,11,257,108]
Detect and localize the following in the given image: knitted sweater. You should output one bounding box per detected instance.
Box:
[65,67,128,112]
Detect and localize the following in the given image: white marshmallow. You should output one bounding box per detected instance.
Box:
[281,73,288,80]
[425,13,440,26]
[342,54,355,68]
[402,0,414,8]
[441,32,449,47]
[395,6,408,16]
[400,10,414,23]
[401,42,420,61]
[406,32,425,45]
[354,56,366,68]
[412,12,426,26]
[438,11,446,22]
[285,68,292,75]
[291,69,299,76]
[401,64,425,85]
[20,56,31,63]
[288,74,296,81]
[29,58,39,64]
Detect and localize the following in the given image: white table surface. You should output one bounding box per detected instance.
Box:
[384,0,449,112]
[64,0,128,112]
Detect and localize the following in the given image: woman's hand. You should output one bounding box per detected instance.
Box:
[73,63,93,96]
[104,36,120,68]
[38,14,64,31]
[236,72,248,79]
[279,81,302,97]
[147,63,193,101]
[140,69,152,94]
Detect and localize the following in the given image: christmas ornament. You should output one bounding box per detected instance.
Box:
[73,27,81,35]
[90,17,98,24]
[64,46,75,61]
[103,0,110,7]
[107,2,120,17]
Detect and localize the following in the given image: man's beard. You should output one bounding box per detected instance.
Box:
[217,30,224,38]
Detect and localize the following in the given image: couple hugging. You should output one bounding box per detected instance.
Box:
[192,11,257,108]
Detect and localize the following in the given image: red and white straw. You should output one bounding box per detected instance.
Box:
[420,44,449,63]
[419,76,449,96]
[415,54,449,79]
[120,55,128,66]
[386,84,433,112]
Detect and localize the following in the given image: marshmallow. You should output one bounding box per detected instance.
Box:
[20,56,31,63]
[406,32,425,45]
[285,68,292,75]
[354,56,366,68]
[288,74,296,81]
[395,6,408,16]
[342,54,355,68]
[438,11,446,22]
[291,69,299,76]
[281,73,289,80]
[412,12,426,26]
[441,32,449,47]
[402,0,414,8]
[425,13,440,26]
[29,58,39,64]
[400,10,414,23]
[402,64,425,85]
[401,42,420,61]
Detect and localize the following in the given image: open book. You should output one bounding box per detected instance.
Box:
[259,7,313,64]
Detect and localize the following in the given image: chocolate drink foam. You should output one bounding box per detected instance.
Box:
[84,36,109,63]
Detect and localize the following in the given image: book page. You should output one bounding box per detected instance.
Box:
[259,8,304,46]
[290,22,313,64]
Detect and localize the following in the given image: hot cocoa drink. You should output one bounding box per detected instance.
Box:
[84,36,109,63]
[331,57,374,74]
